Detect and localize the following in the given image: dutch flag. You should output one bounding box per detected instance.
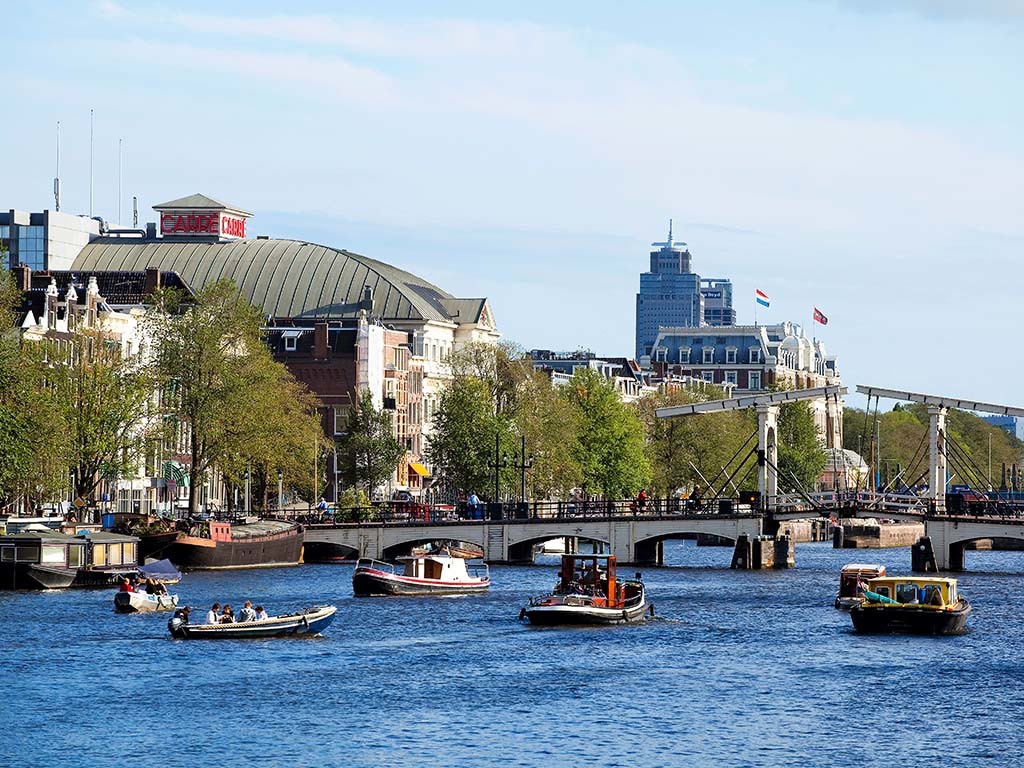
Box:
[755,289,770,308]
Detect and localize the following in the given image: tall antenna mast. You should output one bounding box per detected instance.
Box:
[133,196,138,228]
[54,121,61,211]
[118,138,123,225]
[89,109,94,217]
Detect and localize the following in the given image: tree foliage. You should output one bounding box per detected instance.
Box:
[0,269,71,510]
[426,376,515,498]
[776,401,827,492]
[149,279,326,514]
[560,367,651,498]
[843,404,1024,490]
[336,389,406,495]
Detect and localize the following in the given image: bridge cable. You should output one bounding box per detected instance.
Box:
[697,431,757,503]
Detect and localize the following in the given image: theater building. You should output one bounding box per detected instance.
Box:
[67,194,499,499]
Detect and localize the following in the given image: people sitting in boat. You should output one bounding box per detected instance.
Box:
[172,606,191,624]
[219,605,235,623]
[238,601,258,623]
[255,605,269,620]
[206,602,221,625]
[119,577,133,593]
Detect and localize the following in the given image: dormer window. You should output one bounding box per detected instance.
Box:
[655,347,667,362]
[702,347,714,364]
[725,347,737,364]
[749,348,762,364]
[679,348,690,364]
[284,336,297,352]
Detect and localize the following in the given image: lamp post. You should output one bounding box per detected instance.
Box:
[512,435,535,504]
[244,469,251,513]
[486,432,509,503]
[277,469,284,517]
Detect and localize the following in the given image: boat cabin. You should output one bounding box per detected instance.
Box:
[84,531,139,569]
[554,554,643,608]
[0,530,87,570]
[864,576,959,608]
[398,553,473,580]
[837,563,886,600]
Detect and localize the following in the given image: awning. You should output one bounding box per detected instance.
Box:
[409,462,430,477]
[162,461,190,486]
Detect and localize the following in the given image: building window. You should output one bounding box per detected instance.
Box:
[749,372,762,390]
[701,371,715,383]
[749,348,761,364]
[725,348,737,364]
[679,348,690,364]
[725,371,737,386]
[284,336,297,352]
[333,406,349,435]
[702,347,714,364]
[655,347,667,362]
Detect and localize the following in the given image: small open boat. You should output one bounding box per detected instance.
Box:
[168,605,337,639]
[834,563,886,609]
[115,591,179,614]
[850,576,971,635]
[522,554,652,626]
[353,549,490,596]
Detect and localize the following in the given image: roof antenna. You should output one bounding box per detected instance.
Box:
[54,121,61,212]
[667,218,673,247]
[89,108,94,217]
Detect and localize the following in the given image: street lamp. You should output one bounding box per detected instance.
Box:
[512,435,535,504]
[244,469,251,513]
[277,469,284,517]
[486,433,509,503]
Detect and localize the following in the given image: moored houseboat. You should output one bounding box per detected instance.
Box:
[353,549,490,596]
[148,518,303,571]
[834,563,887,609]
[0,528,140,589]
[522,554,652,626]
[850,576,971,635]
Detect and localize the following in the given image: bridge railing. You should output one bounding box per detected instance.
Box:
[301,497,760,527]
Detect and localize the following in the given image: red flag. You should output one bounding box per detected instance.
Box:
[813,307,828,325]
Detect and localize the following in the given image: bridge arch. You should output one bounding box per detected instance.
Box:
[380,534,487,561]
[506,531,610,563]
[634,529,739,566]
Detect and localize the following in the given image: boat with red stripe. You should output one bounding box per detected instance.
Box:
[352,549,490,596]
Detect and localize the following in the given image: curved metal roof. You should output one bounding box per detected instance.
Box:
[72,238,479,323]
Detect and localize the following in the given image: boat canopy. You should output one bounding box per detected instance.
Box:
[139,559,182,581]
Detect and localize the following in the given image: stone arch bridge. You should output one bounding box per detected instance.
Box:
[304,514,763,565]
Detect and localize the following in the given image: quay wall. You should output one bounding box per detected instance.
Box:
[839,521,923,549]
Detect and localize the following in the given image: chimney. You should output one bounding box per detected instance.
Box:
[360,285,373,312]
[144,267,161,295]
[10,264,31,291]
[146,222,157,240]
[313,321,329,360]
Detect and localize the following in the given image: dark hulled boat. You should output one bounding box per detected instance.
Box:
[0,529,140,590]
[168,605,337,639]
[157,518,303,571]
[522,554,652,626]
[850,576,971,635]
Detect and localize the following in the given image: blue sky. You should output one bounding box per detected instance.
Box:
[3,1,1022,407]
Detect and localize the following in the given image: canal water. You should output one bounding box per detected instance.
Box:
[3,541,1023,768]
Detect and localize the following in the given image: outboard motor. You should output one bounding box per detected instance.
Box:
[168,616,186,638]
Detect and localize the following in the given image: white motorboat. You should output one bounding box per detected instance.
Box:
[353,549,490,596]
[168,605,337,639]
[115,591,179,613]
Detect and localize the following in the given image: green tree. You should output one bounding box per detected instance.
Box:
[0,268,69,512]
[336,388,405,495]
[45,328,157,502]
[561,367,651,498]
[637,385,756,497]
[776,400,827,492]
[150,279,320,515]
[426,376,516,498]
[514,368,582,499]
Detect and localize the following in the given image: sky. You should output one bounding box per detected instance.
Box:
[2,0,1022,408]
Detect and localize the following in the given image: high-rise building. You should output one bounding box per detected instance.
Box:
[635,222,735,359]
